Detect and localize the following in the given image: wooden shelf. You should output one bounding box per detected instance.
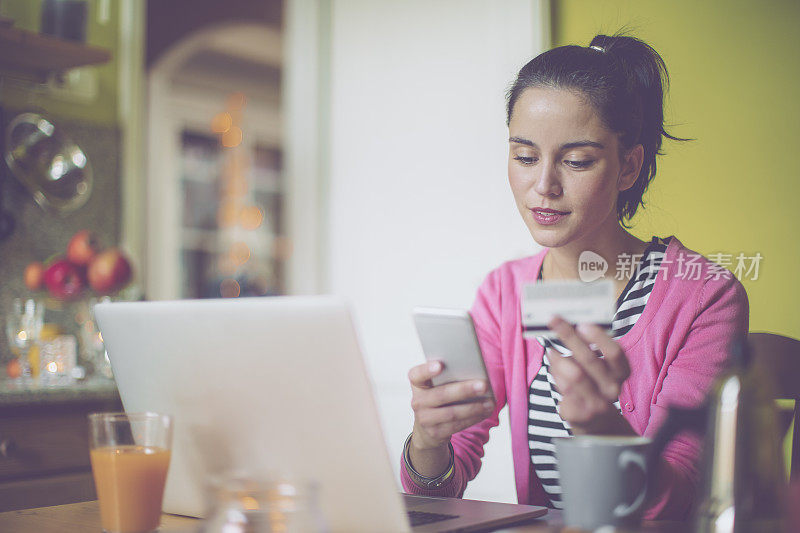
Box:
[0,25,111,80]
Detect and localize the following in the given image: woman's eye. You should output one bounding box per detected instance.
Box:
[565,159,593,169]
[513,155,536,165]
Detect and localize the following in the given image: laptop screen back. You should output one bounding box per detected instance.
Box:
[94,296,411,532]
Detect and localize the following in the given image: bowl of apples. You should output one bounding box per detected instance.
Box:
[11,230,135,381]
[24,229,133,300]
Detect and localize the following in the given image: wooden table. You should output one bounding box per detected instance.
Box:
[0,500,684,532]
[0,502,196,533]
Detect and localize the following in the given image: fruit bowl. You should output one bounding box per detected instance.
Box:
[12,229,136,382]
[25,229,133,300]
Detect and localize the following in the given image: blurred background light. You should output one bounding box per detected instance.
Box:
[211,112,233,133]
[239,206,263,230]
[219,278,241,298]
[230,241,250,265]
[221,126,243,148]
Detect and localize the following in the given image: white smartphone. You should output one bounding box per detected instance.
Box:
[412,307,494,404]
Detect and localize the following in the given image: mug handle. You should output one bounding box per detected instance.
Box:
[613,450,647,518]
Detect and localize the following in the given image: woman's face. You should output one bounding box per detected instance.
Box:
[507,87,640,250]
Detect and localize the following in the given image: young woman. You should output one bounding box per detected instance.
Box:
[401,34,749,519]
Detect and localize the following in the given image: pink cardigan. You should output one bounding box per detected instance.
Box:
[401,236,749,519]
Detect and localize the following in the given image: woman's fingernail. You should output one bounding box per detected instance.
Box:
[473,381,486,392]
[483,400,493,410]
[577,323,594,336]
[429,361,441,373]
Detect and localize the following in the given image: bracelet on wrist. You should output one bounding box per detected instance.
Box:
[403,433,455,489]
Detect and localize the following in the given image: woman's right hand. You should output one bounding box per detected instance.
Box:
[408,361,495,451]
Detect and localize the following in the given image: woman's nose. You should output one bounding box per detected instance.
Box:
[532,163,562,197]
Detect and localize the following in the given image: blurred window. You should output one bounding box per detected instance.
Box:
[179,131,284,298]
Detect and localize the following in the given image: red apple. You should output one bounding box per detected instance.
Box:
[24,262,45,291]
[6,359,22,379]
[88,248,132,294]
[67,229,100,266]
[43,258,85,300]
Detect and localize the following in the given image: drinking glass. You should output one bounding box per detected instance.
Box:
[88,413,173,533]
[4,297,44,383]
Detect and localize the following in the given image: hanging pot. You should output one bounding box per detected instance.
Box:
[4,112,93,215]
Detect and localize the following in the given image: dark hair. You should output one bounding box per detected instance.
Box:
[506,33,687,226]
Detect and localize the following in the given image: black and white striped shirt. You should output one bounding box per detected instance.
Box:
[527,237,669,509]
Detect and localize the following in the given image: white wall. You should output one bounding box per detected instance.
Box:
[320,0,548,503]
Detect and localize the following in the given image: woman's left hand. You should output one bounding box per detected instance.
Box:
[546,315,637,436]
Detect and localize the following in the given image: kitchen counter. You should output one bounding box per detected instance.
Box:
[0,377,122,511]
[0,377,119,411]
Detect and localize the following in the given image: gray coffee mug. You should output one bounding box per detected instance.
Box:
[554,435,650,530]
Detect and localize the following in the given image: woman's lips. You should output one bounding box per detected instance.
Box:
[531,208,570,226]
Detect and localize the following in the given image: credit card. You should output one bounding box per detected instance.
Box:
[521,279,615,340]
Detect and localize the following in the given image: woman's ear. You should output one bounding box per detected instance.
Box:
[618,144,644,192]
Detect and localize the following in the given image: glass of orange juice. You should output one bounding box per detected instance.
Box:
[88,412,173,533]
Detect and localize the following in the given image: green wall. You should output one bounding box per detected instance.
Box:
[552,0,800,340]
[0,0,120,125]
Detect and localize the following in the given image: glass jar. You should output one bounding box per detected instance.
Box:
[73,296,112,378]
[4,297,44,385]
[202,474,327,533]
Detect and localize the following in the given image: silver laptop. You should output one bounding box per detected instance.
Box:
[94,296,546,532]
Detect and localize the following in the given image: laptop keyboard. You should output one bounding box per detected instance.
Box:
[407,510,460,527]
